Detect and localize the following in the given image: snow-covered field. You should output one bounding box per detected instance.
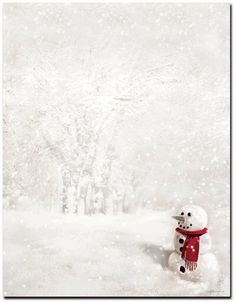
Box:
[3,3,230,297]
[3,209,230,297]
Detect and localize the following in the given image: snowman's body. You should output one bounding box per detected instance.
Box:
[173,230,212,255]
[168,205,219,283]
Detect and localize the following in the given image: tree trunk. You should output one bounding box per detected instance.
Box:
[62,185,68,213]
[62,171,70,213]
[122,193,127,213]
[80,185,89,215]
[73,177,80,214]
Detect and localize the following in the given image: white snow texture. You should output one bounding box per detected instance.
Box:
[3,3,230,297]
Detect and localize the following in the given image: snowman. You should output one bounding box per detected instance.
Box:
[168,205,219,283]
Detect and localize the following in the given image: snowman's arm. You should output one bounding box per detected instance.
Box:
[200,233,212,254]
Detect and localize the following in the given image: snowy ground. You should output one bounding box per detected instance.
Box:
[3,209,230,297]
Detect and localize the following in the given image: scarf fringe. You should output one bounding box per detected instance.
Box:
[185,260,197,271]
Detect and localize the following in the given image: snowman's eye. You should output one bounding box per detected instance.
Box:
[188,212,191,216]
[181,212,184,215]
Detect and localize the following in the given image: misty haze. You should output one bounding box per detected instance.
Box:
[3,3,230,297]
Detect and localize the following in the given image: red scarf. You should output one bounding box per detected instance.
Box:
[176,227,208,271]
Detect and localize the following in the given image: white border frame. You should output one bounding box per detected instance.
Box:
[0,1,234,302]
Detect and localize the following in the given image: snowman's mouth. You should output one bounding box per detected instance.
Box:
[172,215,192,229]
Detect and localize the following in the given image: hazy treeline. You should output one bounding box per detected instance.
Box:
[3,4,230,214]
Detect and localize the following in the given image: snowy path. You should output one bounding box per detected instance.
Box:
[3,210,229,297]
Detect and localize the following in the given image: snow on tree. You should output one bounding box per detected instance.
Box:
[3,3,229,215]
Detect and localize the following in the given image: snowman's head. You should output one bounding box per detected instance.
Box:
[172,205,208,231]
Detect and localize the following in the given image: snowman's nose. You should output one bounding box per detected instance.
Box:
[172,216,184,221]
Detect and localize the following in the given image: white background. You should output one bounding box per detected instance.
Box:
[0,0,234,301]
